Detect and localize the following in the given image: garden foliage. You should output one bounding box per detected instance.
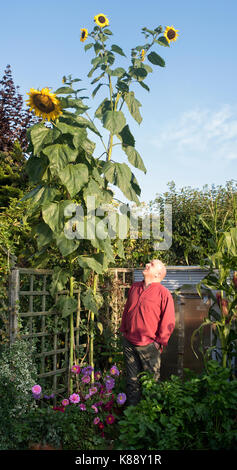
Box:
[116,360,237,450]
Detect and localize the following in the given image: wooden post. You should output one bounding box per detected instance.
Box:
[9,269,20,344]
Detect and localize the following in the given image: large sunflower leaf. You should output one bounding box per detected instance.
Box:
[114,163,140,204]
[29,123,61,155]
[57,163,89,198]
[42,144,78,176]
[50,266,70,296]
[56,295,78,318]
[77,255,104,274]
[111,44,126,57]
[147,51,166,67]
[42,200,72,234]
[102,110,126,135]
[122,146,147,173]
[81,288,99,315]
[124,91,142,124]
[25,154,49,184]
[55,231,80,256]
[34,221,53,249]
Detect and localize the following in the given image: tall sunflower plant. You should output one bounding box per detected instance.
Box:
[23,14,178,391]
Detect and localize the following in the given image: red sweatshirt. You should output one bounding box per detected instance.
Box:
[120,281,175,348]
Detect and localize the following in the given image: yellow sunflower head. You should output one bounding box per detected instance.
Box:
[140,49,146,62]
[94,13,109,28]
[80,28,88,42]
[26,87,62,122]
[164,26,179,43]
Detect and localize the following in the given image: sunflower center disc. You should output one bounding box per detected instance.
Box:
[33,94,55,113]
[98,16,106,23]
[167,29,176,40]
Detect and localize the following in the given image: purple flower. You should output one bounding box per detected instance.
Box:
[117,392,127,405]
[82,366,93,376]
[105,377,115,391]
[110,365,120,376]
[79,403,86,411]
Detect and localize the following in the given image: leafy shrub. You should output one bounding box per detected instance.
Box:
[0,339,38,449]
[116,360,237,450]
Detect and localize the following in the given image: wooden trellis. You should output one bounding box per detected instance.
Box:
[8,267,132,398]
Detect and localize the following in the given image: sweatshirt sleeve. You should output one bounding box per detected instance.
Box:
[155,291,175,347]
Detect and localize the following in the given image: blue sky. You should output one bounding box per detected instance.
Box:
[1,0,237,203]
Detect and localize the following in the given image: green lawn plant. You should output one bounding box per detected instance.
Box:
[23,14,177,390]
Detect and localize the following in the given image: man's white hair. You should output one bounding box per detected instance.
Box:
[153,259,167,280]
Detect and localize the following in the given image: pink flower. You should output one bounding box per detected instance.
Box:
[69,393,80,404]
[89,386,98,396]
[94,371,102,380]
[79,403,86,411]
[106,414,115,424]
[110,365,120,376]
[61,399,69,407]
[82,375,90,384]
[94,417,100,425]
[71,365,81,374]
[32,384,42,395]
[91,404,98,413]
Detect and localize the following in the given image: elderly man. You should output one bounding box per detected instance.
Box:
[120,259,175,406]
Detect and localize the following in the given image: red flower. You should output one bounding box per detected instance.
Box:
[98,422,104,430]
[53,406,65,412]
[106,414,115,424]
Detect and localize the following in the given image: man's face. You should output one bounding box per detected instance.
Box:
[142,260,160,281]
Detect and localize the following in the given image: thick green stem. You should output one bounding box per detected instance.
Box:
[69,275,74,393]
[89,273,98,383]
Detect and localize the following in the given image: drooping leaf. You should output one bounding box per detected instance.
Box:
[42,144,79,176]
[102,110,126,135]
[35,221,53,249]
[50,266,70,296]
[77,256,104,274]
[29,123,60,155]
[25,154,49,184]
[118,125,136,147]
[56,295,78,318]
[111,44,126,57]
[122,146,147,173]
[42,200,71,234]
[81,288,99,315]
[147,51,165,67]
[95,99,111,120]
[156,36,169,47]
[54,86,75,94]
[55,231,80,256]
[124,91,142,124]
[58,163,89,198]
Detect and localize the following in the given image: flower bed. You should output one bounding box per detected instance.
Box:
[29,363,127,448]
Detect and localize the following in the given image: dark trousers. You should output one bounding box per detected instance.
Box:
[122,336,161,406]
